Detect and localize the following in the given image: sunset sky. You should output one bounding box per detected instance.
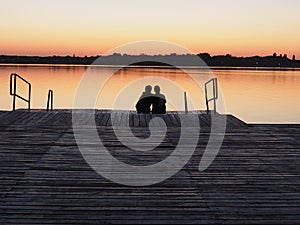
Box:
[1,0,300,58]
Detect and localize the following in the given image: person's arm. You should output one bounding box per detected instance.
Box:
[162,94,166,103]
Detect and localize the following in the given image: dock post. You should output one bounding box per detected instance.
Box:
[13,75,16,111]
[47,90,54,111]
[184,91,188,114]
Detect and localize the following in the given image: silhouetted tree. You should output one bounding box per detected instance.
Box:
[198,53,211,63]
[0,53,300,67]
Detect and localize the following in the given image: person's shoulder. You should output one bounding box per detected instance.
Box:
[160,93,166,99]
[160,94,166,102]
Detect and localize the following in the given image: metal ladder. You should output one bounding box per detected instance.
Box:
[10,73,54,111]
[205,78,218,114]
[10,73,31,111]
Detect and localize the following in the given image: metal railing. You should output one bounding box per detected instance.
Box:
[46,89,53,111]
[184,91,188,114]
[205,78,218,114]
[10,73,31,111]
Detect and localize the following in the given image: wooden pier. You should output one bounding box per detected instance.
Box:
[0,110,299,224]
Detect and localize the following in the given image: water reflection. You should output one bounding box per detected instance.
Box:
[0,65,299,123]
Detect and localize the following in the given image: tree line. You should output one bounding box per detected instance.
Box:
[0,53,299,67]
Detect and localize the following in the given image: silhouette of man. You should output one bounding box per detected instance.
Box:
[152,85,166,114]
[136,85,153,114]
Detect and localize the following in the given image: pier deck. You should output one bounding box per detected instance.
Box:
[0,110,299,224]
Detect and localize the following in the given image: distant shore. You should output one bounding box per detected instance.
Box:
[1,64,299,71]
[0,53,299,68]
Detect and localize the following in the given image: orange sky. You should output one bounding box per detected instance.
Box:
[1,0,300,58]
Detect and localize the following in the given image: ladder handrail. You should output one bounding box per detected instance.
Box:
[184,91,188,114]
[46,89,53,111]
[205,78,218,114]
[9,73,31,111]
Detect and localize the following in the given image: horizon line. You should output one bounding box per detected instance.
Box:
[0,52,298,60]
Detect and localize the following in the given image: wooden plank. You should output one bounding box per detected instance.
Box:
[168,113,180,127]
[119,112,129,127]
[95,112,104,126]
[0,110,299,224]
[162,114,173,127]
[100,113,110,126]
[132,113,140,127]
[148,114,161,127]
[139,113,147,127]
[129,113,134,127]
[144,113,151,127]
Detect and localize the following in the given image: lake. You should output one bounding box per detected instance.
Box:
[0,64,299,123]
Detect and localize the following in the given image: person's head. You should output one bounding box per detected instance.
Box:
[154,85,160,93]
[145,85,152,93]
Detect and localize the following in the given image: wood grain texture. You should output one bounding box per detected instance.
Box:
[0,110,299,224]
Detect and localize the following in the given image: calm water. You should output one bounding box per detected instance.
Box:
[0,64,300,123]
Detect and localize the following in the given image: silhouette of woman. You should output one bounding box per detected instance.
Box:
[136,85,153,114]
[152,85,166,114]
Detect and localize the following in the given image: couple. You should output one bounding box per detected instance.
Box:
[136,85,166,114]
